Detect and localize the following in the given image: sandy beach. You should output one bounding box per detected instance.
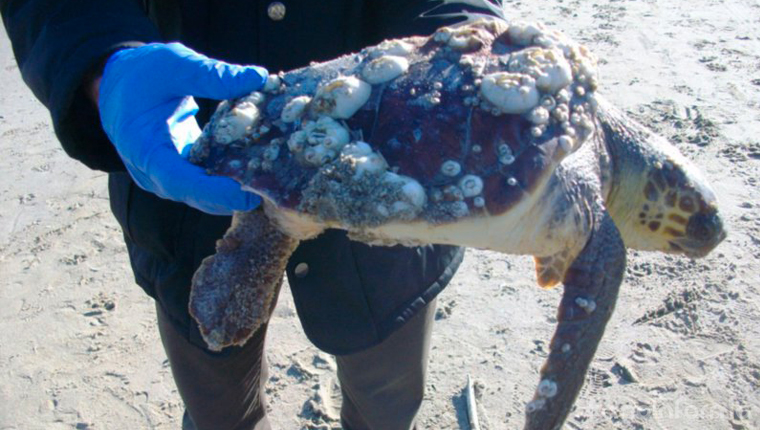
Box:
[1,0,759,428]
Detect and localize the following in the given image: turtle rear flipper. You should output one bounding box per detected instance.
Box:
[189,210,299,351]
[525,205,626,430]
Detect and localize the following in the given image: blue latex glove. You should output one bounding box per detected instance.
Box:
[98,42,268,215]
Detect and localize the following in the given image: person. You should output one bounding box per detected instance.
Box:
[1,1,473,429]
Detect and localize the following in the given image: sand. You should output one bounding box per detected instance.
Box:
[1,0,759,428]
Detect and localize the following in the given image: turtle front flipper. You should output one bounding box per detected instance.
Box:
[525,205,626,430]
[189,210,299,351]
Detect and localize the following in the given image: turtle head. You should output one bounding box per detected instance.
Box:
[598,98,726,258]
[626,155,725,258]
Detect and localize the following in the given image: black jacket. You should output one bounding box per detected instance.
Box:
[1,0,467,354]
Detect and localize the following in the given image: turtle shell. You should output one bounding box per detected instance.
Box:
[190,19,599,227]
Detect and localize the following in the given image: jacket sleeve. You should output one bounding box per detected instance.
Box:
[1,0,162,171]
[363,0,491,43]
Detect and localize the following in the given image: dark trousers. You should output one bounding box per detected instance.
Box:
[157,297,437,430]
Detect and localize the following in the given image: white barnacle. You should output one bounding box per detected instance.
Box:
[587,76,599,92]
[507,21,545,46]
[500,154,515,165]
[431,188,444,202]
[214,100,259,144]
[531,126,544,137]
[498,144,515,165]
[586,94,599,112]
[507,177,518,186]
[561,343,572,353]
[473,196,485,208]
[443,185,464,201]
[540,95,557,110]
[537,380,558,398]
[558,135,575,154]
[263,74,281,93]
[376,204,390,217]
[555,88,571,103]
[450,201,470,218]
[528,106,550,125]
[568,44,598,79]
[552,103,570,122]
[575,297,597,314]
[371,39,414,58]
[354,153,388,177]
[581,118,595,132]
[362,55,409,85]
[344,144,388,177]
[433,27,453,43]
[401,180,426,209]
[295,117,351,156]
[471,17,509,36]
[281,95,311,123]
[480,72,540,114]
[341,141,373,157]
[313,76,371,119]
[303,145,329,166]
[534,28,573,50]
[447,27,484,52]
[526,398,546,414]
[459,56,475,68]
[440,160,462,177]
[243,91,266,106]
[288,130,307,153]
[246,158,261,171]
[215,121,234,144]
[263,143,280,161]
[509,47,573,94]
[313,117,350,151]
[459,174,484,197]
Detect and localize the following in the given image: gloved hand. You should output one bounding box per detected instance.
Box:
[98,42,268,215]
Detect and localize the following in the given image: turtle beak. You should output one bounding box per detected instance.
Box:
[669,209,726,258]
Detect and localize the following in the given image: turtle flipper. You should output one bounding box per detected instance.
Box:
[524,206,626,430]
[189,210,299,351]
[534,249,573,288]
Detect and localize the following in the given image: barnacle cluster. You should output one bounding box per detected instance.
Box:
[482,24,596,153]
[211,96,261,144]
[428,19,599,157]
[298,140,428,227]
[286,117,350,167]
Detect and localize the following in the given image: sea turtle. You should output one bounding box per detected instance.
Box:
[187,16,725,430]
